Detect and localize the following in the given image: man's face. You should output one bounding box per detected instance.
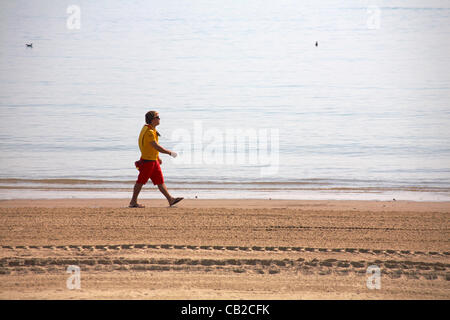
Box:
[152,114,160,126]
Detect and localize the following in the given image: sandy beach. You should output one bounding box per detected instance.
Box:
[0,199,449,299]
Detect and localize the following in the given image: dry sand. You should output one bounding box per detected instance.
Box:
[0,199,449,299]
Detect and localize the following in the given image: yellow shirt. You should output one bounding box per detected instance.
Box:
[138,124,159,160]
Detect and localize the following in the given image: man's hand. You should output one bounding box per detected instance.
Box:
[158,158,162,165]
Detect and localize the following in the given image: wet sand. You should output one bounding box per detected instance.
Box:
[0,199,449,299]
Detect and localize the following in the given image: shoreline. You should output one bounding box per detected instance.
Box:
[1,190,450,202]
[2,178,449,202]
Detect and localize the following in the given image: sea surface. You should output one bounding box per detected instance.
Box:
[1,0,450,200]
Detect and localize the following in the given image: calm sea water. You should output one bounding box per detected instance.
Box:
[1,0,450,200]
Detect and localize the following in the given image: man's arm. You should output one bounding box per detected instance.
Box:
[150,141,172,156]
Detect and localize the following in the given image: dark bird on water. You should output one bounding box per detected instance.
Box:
[26,43,33,48]
[315,41,318,47]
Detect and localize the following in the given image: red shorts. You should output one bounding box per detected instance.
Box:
[136,160,164,185]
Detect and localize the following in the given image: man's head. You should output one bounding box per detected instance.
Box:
[145,111,160,127]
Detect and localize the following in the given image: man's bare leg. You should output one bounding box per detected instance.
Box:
[157,183,184,206]
[129,183,144,207]
[157,183,174,204]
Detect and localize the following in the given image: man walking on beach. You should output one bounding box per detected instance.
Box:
[129,111,183,208]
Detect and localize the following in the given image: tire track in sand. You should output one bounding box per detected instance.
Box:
[1,244,448,281]
[3,244,449,256]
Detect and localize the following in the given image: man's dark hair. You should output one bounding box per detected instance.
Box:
[145,111,161,136]
[145,111,158,124]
